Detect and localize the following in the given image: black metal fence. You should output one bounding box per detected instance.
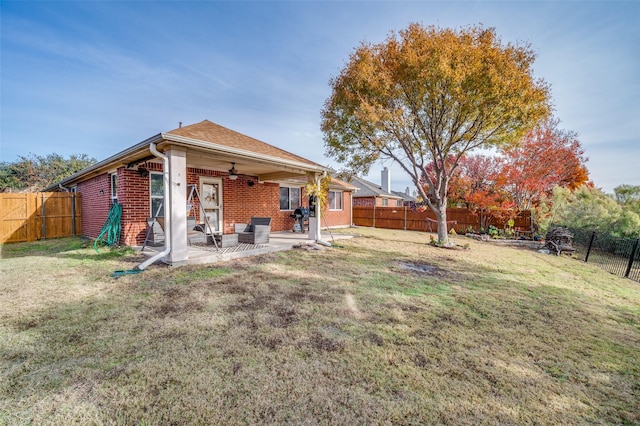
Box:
[571,229,640,283]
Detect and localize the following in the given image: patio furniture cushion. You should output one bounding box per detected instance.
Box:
[235,217,271,244]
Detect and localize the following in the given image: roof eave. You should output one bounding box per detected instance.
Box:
[160,133,330,175]
[43,134,163,191]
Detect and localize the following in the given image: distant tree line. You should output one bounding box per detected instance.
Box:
[539,184,640,239]
[0,153,96,192]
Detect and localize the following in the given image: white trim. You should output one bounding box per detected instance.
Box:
[199,176,223,234]
[149,171,164,217]
[110,173,118,203]
[328,190,343,211]
[279,186,301,211]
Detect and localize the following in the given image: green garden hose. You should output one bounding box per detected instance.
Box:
[94,202,122,252]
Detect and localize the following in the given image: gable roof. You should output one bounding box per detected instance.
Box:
[166,120,323,168]
[391,189,417,203]
[347,176,403,199]
[44,120,330,191]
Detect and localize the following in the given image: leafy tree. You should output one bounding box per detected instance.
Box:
[430,154,506,230]
[0,153,96,192]
[321,23,551,245]
[500,118,589,210]
[539,185,640,238]
[614,184,640,215]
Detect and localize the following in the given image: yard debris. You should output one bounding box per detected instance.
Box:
[544,227,576,255]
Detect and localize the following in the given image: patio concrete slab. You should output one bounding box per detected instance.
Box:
[136,230,355,266]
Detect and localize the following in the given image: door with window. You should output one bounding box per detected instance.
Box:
[199,177,223,234]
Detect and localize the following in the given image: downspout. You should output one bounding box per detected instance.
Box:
[138,142,171,270]
[58,184,69,192]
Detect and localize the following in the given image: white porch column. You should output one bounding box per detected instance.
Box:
[167,146,188,265]
[308,173,323,242]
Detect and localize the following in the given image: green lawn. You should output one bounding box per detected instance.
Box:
[1,228,638,425]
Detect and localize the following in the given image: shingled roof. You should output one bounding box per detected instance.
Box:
[166,120,323,168]
[45,119,328,191]
[348,175,403,199]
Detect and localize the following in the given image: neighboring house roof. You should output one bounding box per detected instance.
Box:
[45,120,330,191]
[391,190,417,203]
[347,176,403,199]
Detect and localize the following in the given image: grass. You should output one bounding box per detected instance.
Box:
[1,229,639,425]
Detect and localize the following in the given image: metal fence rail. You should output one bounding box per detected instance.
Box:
[572,229,640,283]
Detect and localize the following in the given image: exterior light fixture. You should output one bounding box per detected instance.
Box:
[228,162,238,180]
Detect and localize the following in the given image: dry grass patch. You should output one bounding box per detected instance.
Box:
[1,231,639,425]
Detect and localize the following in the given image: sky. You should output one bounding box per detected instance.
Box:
[1,1,639,194]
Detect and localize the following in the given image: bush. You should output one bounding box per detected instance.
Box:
[538,185,640,239]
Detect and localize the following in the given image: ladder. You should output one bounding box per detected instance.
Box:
[141,201,163,251]
[187,184,219,250]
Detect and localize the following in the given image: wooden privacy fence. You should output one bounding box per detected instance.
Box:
[0,193,82,244]
[353,206,532,233]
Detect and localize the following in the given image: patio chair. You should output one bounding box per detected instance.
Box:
[235,217,272,244]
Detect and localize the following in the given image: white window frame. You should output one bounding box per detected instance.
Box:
[110,173,118,204]
[150,172,164,217]
[279,186,301,211]
[382,198,388,207]
[329,190,343,211]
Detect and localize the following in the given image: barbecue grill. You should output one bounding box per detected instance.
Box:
[290,207,309,232]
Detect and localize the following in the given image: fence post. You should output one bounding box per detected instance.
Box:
[404,206,407,231]
[373,204,376,228]
[41,193,47,240]
[71,193,76,236]
[585,231,596,262]
[624,239,639,278]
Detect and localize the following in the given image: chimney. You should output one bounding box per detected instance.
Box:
[405,186,410,195]
[381,167,390,193]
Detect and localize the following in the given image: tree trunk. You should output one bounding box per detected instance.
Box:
[437,206,449,246]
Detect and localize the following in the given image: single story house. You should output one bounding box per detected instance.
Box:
[47,120,355,266]
[349,167,412,207]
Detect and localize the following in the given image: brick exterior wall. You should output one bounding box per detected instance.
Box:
[324,191,352,227]
[353,196,401,207]
[77,163,353,246]
[353,196,376,207]
[186,168,299,235]
[119,167,152,245]
[77,173,113,240]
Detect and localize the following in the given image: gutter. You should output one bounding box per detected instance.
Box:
[137,142,171,270]
[43,134,164,191]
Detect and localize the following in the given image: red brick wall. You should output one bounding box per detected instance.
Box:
[324,191,352,227]
[77,165,353,246]
[185,169,298,234]
[354,196,376,207]
[77,173,113,240]
[353,196,401,207]
[119,167,152,245]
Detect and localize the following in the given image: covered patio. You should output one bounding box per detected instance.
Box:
[127,120,335,268]
[137,230,354,266]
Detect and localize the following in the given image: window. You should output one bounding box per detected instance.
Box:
[382,198,388,207]
[279,186,300,210]
[110,173,118,204]
[150,172,164,217]
[329,190,343,210]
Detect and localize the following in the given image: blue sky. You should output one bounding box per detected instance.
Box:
[1,1,638,194]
